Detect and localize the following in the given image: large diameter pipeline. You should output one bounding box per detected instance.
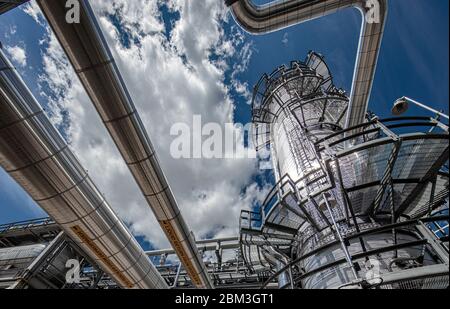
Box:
[0,49,168,289]
[37,0,213,288]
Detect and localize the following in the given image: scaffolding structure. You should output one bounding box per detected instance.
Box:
[239,52,449,289]
[0,218,117,289]
[0,218,268,289]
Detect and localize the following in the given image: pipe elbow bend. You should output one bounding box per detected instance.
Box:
[226,0,388,34]
[354,0,388,25]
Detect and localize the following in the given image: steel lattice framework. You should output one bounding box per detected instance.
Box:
[239,52,449,289]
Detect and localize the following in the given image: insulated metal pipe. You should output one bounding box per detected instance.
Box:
[146,240,240,257]
[262,246,293,289]
[226,0,388,129]
[37,0,213,288]
[0,49,168,289]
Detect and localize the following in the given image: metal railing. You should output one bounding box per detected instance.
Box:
[315,116,449,153]
[0,218,55,234]
[259,215,449,289]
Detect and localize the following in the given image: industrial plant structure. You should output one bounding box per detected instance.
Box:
[0,0,448,289]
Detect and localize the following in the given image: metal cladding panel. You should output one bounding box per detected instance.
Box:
[393,139,448,179]
[406,175,449,218]
[300,233,431,289]
[8,151,87,201]
[77,66,134,121]
[0,50,168,289]
[0,113,66,174]
[0,244,46,263]
[37,0,213,288]
[103,115,155,163]
[128,160,168,196]
[340,145,392,187]
[145,194,178,221]
[272,117,302,182]
[336,136,449,215]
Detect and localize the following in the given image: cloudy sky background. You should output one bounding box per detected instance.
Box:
[0,0,448,251]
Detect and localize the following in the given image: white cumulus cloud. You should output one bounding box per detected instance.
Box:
[5,45,27,67]
[21,0,270,249]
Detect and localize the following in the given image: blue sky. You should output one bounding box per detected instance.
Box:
[0,1,448,246]
[231,0,449,122]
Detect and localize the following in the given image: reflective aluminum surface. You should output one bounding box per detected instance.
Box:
[0,50,168,289]
[37,0,212,288]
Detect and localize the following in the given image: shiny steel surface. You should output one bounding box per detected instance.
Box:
[0,244,46,262]
[242,48,449,289]
[0,50,168,289]
[37,0,212,288]
[227,0,388,130]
